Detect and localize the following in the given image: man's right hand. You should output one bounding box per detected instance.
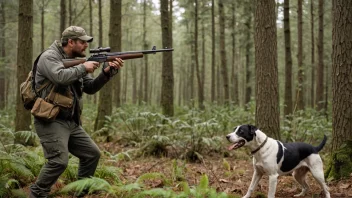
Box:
[83,61,100,73]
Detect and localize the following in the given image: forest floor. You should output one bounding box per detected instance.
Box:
[96,142,352,198]
[25,142,352,198]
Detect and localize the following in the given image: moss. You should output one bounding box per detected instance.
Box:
[325,140,352,181]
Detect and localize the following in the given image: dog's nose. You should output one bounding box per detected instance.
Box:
[226,135,230,140]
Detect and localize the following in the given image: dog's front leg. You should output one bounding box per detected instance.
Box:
[243,170,263,198]
[267,174,279,198]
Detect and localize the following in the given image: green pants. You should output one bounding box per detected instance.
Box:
[30,118,100,198]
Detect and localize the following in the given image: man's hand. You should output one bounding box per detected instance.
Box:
[103,58,124,73]
[83,61,100,73]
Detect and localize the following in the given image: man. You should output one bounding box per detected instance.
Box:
[29,26,123,198]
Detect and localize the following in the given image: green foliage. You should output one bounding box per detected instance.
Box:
[60,177,114,196]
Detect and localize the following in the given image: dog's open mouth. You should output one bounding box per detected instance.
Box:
[228,140,245,150]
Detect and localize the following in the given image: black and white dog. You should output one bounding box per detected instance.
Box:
[226,124,330,198]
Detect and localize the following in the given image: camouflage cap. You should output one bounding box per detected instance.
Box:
[61,26,93,42]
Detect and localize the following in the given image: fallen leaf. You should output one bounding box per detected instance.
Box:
[340,183,350,189]
[219,179,230,183]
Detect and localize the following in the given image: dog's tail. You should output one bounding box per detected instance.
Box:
[314,135,327,153]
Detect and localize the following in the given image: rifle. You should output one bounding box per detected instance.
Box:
[62,46,173,68]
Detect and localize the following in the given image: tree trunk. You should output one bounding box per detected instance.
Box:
[310,0,315,108]
[295,0,305,111]
[326,0,352,180]
[0,1,5,110]
[94,0,113,136]
[231,1,238,105]
[254,0,280,140]
[219,0,229,104]
[15,0,34,145]
[244,2,252,108]
[211,0,215,103]
[68,0,72,26]
[98,0,102,47]
[194,0,204,110]
[160,0,174,116]
[111,0,121,108]
[60,0,66,35]
[143,0,149,104]
[284,0,293,117]
[315,0,324,111]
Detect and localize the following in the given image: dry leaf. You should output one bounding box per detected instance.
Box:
[340,183,350,189]
[219,179,230,183]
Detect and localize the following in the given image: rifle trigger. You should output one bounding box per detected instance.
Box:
[152,46,156,51]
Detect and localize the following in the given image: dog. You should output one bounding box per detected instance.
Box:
[226,124,330,198]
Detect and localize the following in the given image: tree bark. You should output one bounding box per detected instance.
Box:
[295,0,305,111]
[315,0,324,111]
[94,0,119,138]
[231,1,238,105]
[143,0,149,104]
[15,0,34,145]
[211,0,215,103]
[326,0,352,180]
[194,0,204,110]
[244,1,252,108]
[219,0,229,104]
[0,1,5,109]
[160,0,174,116]
[310,0,315,108]
[254,0,280,140]
[284,0,293,117]
[60,0,66,35]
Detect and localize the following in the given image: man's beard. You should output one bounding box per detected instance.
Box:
[72,49,86,58]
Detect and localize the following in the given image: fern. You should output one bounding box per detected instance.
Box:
[136,172,170,186]
[95,165,122,183]
[60,177,113,195]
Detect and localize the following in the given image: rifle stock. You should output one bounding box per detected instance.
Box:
[63,53,144,68]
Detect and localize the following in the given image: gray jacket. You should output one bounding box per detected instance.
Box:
[35,41,110,124]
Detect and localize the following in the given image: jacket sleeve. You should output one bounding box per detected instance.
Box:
[82,67,111,95]
[37,50,87,86]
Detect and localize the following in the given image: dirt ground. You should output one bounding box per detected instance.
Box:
[97,142,352,198]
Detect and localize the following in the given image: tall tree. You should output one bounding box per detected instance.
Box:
[326,0,352,180]
[160,0,174,116]
[310,0,315,108]
[315,0,324,111]
[210,0,215,102]
[244,1,253,107]
[254,0,280,140]
[218,0,229,104]
[60,0,66,34]
[230,1,238,105]
[112,1,122,108]
[0,1,5,109]
[194,0,204,110]
[94,0,120,136]
[295,0,305,110]
[143,0,149,103]
[98,0,103,47]
[15,0,34,144]
[283,0,293,117]
[39,0,49,52]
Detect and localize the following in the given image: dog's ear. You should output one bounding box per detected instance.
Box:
[248,125,258,136]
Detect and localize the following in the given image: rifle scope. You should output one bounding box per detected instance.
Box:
[90,47,111,53]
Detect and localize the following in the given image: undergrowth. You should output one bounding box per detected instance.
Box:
[0,103,331,197]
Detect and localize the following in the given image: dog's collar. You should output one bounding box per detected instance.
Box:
[251,136,268,155]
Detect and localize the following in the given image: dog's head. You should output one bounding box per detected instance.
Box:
[226,124,258,150]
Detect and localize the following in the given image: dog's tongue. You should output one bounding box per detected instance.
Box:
[228,144,237,150]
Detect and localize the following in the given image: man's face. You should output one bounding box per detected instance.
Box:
[71,39,88,57]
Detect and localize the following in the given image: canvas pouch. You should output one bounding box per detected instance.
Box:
[31,98,60,121]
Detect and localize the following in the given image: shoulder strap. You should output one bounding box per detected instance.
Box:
[32,51,47,96]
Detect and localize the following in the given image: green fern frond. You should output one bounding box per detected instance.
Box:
[14,131,38,143]
[223,158,231,171]
[114,182,141,192]
[136,172,169,186]
[60,177,113,195]
[137,188,176,198]
[197,174,209,191]
[95,165,122,183]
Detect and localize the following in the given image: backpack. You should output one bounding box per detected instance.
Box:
[20,52,50,110]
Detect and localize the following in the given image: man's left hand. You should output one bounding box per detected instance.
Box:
[103,58,124,73]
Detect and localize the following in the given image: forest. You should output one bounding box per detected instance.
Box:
[0,0,352,197]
